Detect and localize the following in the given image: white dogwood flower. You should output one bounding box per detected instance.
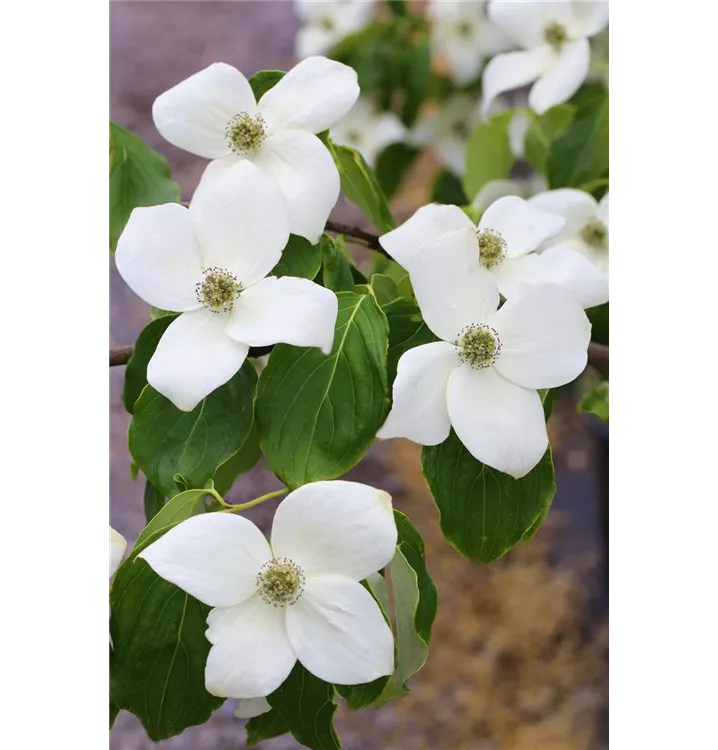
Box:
[295,0,375,58]
[139,481,397,698]
[235,697,271,720]
[115,160,338,412]
[110,527,127,579]
[331,98,405,167]
[529,189,609,276]
[428,0,512,85]
[482,1,609,115]
[152,56,359,243]
[378,241,591,478]
[380,196,608,309]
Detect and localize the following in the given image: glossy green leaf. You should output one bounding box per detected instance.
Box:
[421,434,556,563]
[212,422,262,495]
[327,139,395,232]
[578,380,609,422]
[248,69,285,100]
[266,663,340,750]
[246,709,290,746]
[587,301,609,345]
[110,699,119,729]
[256,291,389,488]
[110,524,221,740]
[321,234,356,292]
[370,273,400,307]
[463,110,515,201]
[135,486,213,547]
[109,122,180,252]
[376,142,419,200]
[381,297,437,385]
[122,314,178,414]
[402,36,432,125]
[524,105,575,174]
[431,169,468,205]
[129,361,257,498]
[272,234,322,280]
[143,479,165,523]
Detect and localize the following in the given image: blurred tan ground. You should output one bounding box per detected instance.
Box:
[110,3,607,748]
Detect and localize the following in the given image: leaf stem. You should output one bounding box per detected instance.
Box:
[221,488,288,513]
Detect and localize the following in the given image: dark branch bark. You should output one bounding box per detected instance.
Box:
[587,342,609,377]
[324,220,385,252]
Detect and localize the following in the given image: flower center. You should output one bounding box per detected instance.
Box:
[456,324,502,369]
[320,16,335,31]
[196,267,241,313]
[476,229,507,268]
[345,129,362,146]
[257,558,305,607]
[456,20,473,37]
[544,22,568,50]
[225,112,266,155]
[581,220,608,248]
[452,119,470,138]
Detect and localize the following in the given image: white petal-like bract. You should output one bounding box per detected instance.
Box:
[235,696,272,720]
[110,527,127,578]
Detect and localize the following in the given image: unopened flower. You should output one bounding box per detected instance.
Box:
[427,0,512,85]
[331,98,405,167]
[482,0,609,115]
[295,0,375,58]
[110,527,127,579]
[380,196,608,309]
[377,240,591,478]
[529,189,609,276]
[139,481,397,698]
[116,160,338,411]
[152,56,359,243]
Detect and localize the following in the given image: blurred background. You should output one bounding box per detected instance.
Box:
[110,2,608,748]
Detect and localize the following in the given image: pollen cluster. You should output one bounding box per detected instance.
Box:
[225,112,266,155]
[457,324,501,369]
[581,220,608,248]
[476,229,507,268]
[544,22,568,50]
[196,267,241,313]
[257,558,305,607]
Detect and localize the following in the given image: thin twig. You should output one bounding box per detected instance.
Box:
[324,220,386,253]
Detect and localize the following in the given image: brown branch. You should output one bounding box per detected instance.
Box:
[110,345,134,367]
[324,220,385,253]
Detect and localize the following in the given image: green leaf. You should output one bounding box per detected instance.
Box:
[248,69,285,100]
[143,479,165,523]
[524,105,575,175]
[327,139,395,232]
[109,122,180,252]
[370,273,400,307]
[272,234,322,280]
[381,297,437,385]
[135,486,213,548]
[256,291,389,488]
[110,525,221,740]
[463,110,516,201]
[375,143,419,199]
[321,234,356,292]
[110,699,119,728]
[266,663,340,750]
[212,422,262,495]
[578,380,609,422]
[431,169,468,205]
[548,89,608,188]
[402,37,432,126]
[421,434,556,563]
[587,301,609,345]
[129,361,257,498]
[246,709,290,746]
[122,314,178,414]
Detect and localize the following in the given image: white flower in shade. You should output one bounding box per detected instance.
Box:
[380,196,608,309]
[295,0,375,58]
[235,697,271,720]
[471,173,547,212]
[110,527,127,579]
[482,1,609,115]
[330,98,405,167]
[427,0,512,85]
[152,56,359,243]
[139,481,397,698]
[377,240,591,478]
[115,160,338,412]
[529,189,609,276]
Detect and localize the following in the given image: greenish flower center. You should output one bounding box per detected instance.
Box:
[544,22,568,50]
[457,324,501,369]
[320,17,335,32]
[345,129,362,146]
[257,558,305,606]
[456,20,473,37]
[452,119,470,138]
[581,220,608,248]
[196,267,241,313]
[476,229,507,268]
[225,112,266,155]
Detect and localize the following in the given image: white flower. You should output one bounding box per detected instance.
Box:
[115,160,338,412]
[110,527,127,579]
[330,98,405,167]
[482,0,609,115]
[152,56,359,243]
[139,481,397,698]
[427,0,513,85]
[471,173,548,212]
[529,189,609,276]
[235,697,271,720]
[380,196,608,309]
[377,237,591,478]
[295,0,375,58]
